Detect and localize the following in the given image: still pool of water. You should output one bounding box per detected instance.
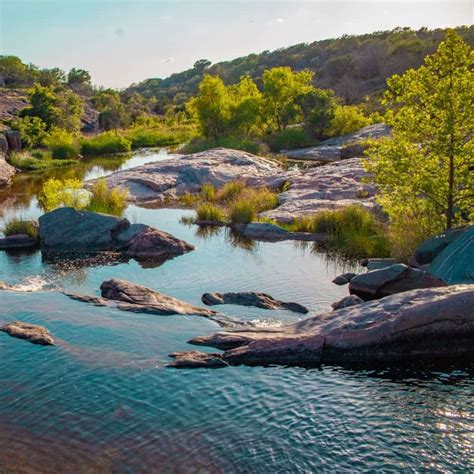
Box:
[0,150,472,472]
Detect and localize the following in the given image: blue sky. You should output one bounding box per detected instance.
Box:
[0,0,472,88]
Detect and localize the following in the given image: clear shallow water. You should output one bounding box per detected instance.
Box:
[0,151,473,472]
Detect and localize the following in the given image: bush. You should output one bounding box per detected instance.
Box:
[81,132,132,156]
[201,183,217,202]
[229,200,256,224]
[328,105,370,137]
[267,128,314,152]
[218,181,246,202]
[124,125,195,149]
[8,150,77,171]
[86,179,128,216]
[195,203,226,223]
[287,216,317,233]
[43,128,80,159]
[2,218,38,239]
[9,116,48,148]
[183,136,262,155]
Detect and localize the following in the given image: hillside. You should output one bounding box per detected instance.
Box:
[127,26,474,110]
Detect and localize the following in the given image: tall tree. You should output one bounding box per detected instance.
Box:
[365,30,473,233]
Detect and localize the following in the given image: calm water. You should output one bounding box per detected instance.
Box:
[0,150,472,473]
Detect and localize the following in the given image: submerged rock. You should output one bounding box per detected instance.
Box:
[332,272,358,285]
[168,351,228,369]
[1,321,55,345]
[171,285,474,368]
[0,233,39,250]
[201,291,309,314]
[232,222,325,243]
[38,207,193,262]
[331,294,364,310]
[65,279,238,326]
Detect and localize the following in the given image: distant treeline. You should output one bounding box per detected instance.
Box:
[126,26,474,111]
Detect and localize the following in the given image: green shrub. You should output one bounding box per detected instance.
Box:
[218,181,246,202]
[201,183,217,202]
[124,125,195,149]
[86,179,128,216]
[8,150,76,171]
[249,187,279,212]
[328,105,370,137]
[2,218,38,239]
[268,128,314,152]
[81,132,132,156]
[195,203,226,223]
[229,199,256,224]
[184,136,262,155]
[43,128,80,159]
[9,116,48,148]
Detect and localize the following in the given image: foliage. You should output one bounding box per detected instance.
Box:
[93,89,129,131]
[195,203,226,222]
[86,179,128,215]
[9,116,48,148]
[81,132,132,156]
[328,105,370,137]
[8,150,77,171]
[200,183,217,201]
[229,200,256,224]
[267,128,313,152]
[123,124,195,149]
[39,178,128,216]
[2,218,38,239]
[365,30,473,232]
[43,128,80,159]
[183,136,261,155]
[218,181,247,202]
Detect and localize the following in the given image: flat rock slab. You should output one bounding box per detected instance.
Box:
[38,207,193,263]
[168,351,228,368]
[233,222,326,243]
[170,285,474,368]
[1,321,55,345]
[65,279,240,327]
[201,291,309,314]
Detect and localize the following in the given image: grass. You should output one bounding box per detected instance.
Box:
[123,125,196,149]
[195,203,226,223]
[86,179,129,216]
[284,205,390,258]
[2,218,38,239]
[183,136,262,155]
[81,132,132,156]
[267,128,314,152]
[8,150,77,171]
[229,200,256,224]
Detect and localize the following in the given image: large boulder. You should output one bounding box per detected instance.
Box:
[414,227,470,265]
[1,321,55,345]
[201,291,309,314]
[38,207,194,261]
[172,285,474,368]
[0,138,15,186]
[428,226,474,285]
[349,263,443,300]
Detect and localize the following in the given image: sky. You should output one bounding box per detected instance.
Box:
[0,0,472,88]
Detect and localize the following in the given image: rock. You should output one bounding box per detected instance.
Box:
[38,207,193,262]
[201,291,309,314]
[349,263,438,300]
[282,124,390,162]
[365,258,398,271]
[0,233,39,250]
[261,158,376,223]
[331,295,364,310]
[168,351,228,369]
[1,321,55,345]
[65,279,238,327]
[0,149,15,187]
[5,129,21,151]
[99,148,287,202]
[414,226,471,265]
[173,285,474,368]
[428,226,474,285]
[332,272,358,285]
[232,222,326,243]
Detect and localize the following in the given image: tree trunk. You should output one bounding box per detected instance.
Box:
[446,154,454,230]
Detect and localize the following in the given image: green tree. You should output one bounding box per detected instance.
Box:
[67,68,91,86]
[296,88,336,139]
[9,116,48,148]
[93,89,128,131]
[365,30,473,235]
[229,75,262,136]
[187,74,231,139]
[262,67,314,132]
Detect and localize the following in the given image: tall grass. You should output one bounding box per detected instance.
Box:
[123,125,196,149]
[229,200,256,224]
[86,179,129,216]
[81,132,132,156]
[195,203,226,223]
[8,151,77,171]
[183,136,262,155]
[2,218,38,239]
[267,128,314,152]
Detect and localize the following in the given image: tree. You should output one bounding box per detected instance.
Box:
[229,75,262,136]
[93,89,128,131]
[67,68,91,86]
[9,116,48,148]
[187,74,231,139]
[262,67,314,132]
[194,59,212,72]
[365,30,473,234]
[296,88,336,139]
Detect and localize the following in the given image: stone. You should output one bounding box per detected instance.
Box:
[0,149,15,187]
[0,233,39,250]
[332,272,358,285]
[331,294,364,310]
[173,285,474,368]
[232,222,325,243]
[38,207,194,262]
[365,258,397,271]
[1,321,55,345]
[349,263,437,300]
[5,130,21,151]
[168,351,228,369]
[65,279,238,327]
[428,226,474,285]
[201,292,309,314]
[414,227,469,265]
[340,142,368,160]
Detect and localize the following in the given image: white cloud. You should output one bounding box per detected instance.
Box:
[160,57,175,64]
[275,18,284,23]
